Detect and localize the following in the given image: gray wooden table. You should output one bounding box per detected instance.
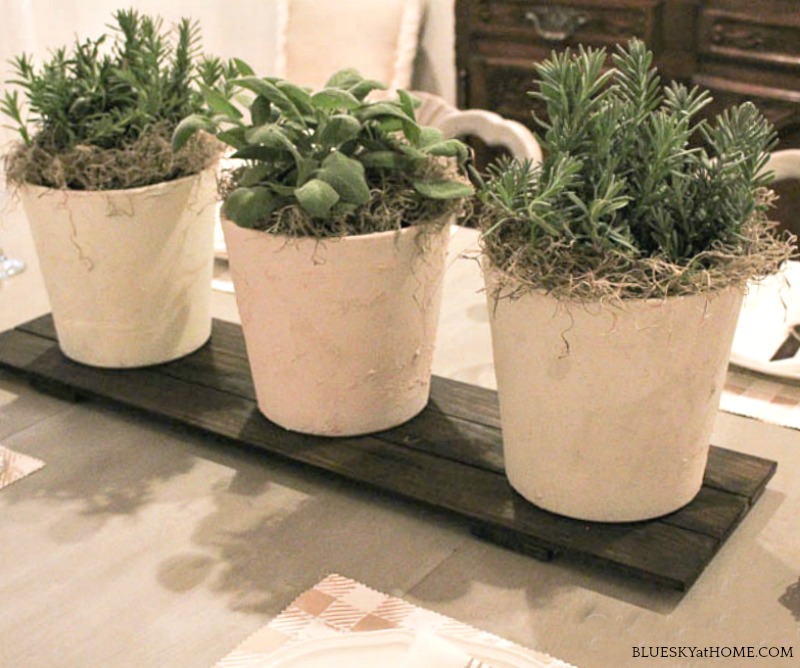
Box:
[2,227,799,668]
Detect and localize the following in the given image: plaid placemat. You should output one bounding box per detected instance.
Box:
[214,574,575,667]
[0,444,44,489]
[721,367,800,430]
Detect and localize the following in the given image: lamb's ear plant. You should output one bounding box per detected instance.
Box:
[174,67,473,237]
[1,8,239,190]
[476,38,794,300]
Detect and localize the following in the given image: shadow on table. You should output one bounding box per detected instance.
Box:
[154,423,469,616]
[0,403,198,541]
[143,390,788,621]
[779,576,800,621]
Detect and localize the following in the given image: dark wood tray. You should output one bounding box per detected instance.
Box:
[0,314,777,591]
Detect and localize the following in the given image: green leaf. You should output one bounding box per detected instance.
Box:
[357,102,420,143]
[200,84,242,120]
[397,90,419,121]
[310,88,361,111]
[245,124,298,158]
[318,151,370,205]
[233,76,279,98]
[376,118,404,134]
[232,58,255,76]
[418,126,445,148]
[171,114,216,151]
[295,178,341,218]
[233,77,303,121]
[318,114,362,147]
[216,127,247,150]
[357,102,415,123]
[421,139,469,162]
[238,164,272,187]
[349,79,387,100]
[231,144,283,161]
[325,68,364,89]
[359,151,404,169]
[396,143,428,163]
[403,121,422,146]
[413,179,473,200]
[222,186,276,228]
[276,81,313,115]
[296,157,320,186]
[268,183,298,197]
[250,96,272,125]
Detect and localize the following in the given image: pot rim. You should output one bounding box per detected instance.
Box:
[483,261,745,308]
[18,164,217,199]
[220,213,453,246]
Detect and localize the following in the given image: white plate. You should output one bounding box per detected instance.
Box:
[254,628,558,668]
[730,261,800,379]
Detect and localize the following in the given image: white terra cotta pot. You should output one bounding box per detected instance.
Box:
[222,217,451,436]
[19,167,217,367]
[485,270,745,522]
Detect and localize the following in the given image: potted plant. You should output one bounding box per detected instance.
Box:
[1,9,234,367]
[174,68,472,436]
[475,40,794,522]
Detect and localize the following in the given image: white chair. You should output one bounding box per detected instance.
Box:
[413,91,543,162]
[729,149,800,379]
[768,149,800,183]
[274,0,422,92]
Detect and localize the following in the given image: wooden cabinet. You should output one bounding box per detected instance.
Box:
[455,0,800,234]
[456,0,694,123]
[696,1,800,133]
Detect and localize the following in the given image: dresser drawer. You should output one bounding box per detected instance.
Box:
[470,0,664,49]
[466,56,539,127]
[694,73,800,134]
[698,9,800,70]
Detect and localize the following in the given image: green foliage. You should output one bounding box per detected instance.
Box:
[478,39,778,265]
[175,67,472,232]
[2,9,236,153]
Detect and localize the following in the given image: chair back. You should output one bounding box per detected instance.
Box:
[768,149,800,183]
[413,91,543,162]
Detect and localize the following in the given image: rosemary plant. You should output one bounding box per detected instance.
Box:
[173,68,472,237]
[2,9,235,190]
[477,39,793,300]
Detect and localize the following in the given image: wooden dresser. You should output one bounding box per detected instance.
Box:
[455,0,800,233]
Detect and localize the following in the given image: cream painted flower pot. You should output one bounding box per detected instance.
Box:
[485,271,744,522]
[19,168,217,367]
[222,218,451,436]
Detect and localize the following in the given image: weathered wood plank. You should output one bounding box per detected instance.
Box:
[659,486,749,540]
[376,409,505,473]
[472,513,720,590]
[429,375,502,429]
[13,317,506,473]
[0,317,777,591]
[704,446,777,502]
[16,315,501,429]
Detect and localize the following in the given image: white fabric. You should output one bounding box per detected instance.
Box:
[277,0,422,90]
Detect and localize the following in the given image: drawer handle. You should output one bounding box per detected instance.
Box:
[524,7,588,43]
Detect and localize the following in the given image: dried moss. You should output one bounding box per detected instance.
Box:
[480,189,796,303]
[219,158,468,239]
[4,124,220,191]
